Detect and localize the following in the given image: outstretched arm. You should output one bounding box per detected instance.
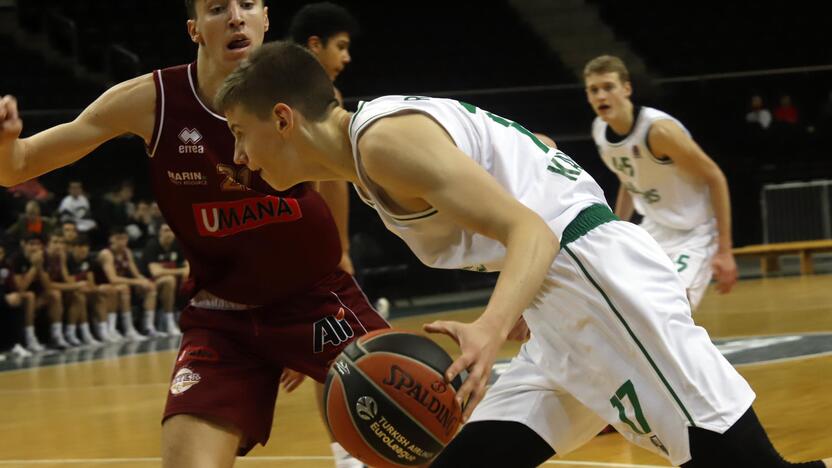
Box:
[358,113,559,420]
[0,74,155,186]
[648,120,737,293]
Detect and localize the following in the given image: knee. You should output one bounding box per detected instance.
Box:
[162,415,241,468]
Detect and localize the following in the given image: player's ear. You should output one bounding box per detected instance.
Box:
[187,19,202,45]
[307,36,323,54]
[262,6,269,32]
[623,81,633,98]
[272,103,294,133]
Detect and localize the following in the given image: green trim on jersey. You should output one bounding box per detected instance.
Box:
[562,245,697,428]
[560,204,618,247]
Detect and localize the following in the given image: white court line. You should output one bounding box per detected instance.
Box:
[0,456,671,467]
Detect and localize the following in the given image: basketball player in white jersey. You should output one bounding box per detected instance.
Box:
[585,55,737,309]
[214,42,830,468]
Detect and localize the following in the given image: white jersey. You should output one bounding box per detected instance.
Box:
[593,106,712,230]
[348,95,607,272]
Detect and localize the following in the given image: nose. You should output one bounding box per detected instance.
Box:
[234,149,249,165]
[228,2,245,28]
[343,50,351,64]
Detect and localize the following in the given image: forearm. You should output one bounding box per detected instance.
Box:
[15,269,38,291]
[317,180,351,254]
[0,126,102,187]
[150,265,187,278]
[708,172,733,252]
[478,221,559,338]
[614,185,635,221]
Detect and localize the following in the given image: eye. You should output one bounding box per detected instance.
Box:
[242,1,255,9]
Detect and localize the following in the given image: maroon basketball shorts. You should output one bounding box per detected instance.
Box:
[162,270,390,453]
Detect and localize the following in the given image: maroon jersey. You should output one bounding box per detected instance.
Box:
[147,63,341,305]
[45,253,64,282]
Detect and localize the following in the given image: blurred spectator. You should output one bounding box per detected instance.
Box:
[58,181,98,233]
[67,234,123,343]
[10,233,68,351]
[98,226,168,339]
[44,234,100,346]
[128,200,156,247]
[5,200,57,242]
[745,94,772,130]
[773,94,799,125]
[98,180,135,236]
[61,220,79,244]
[141,224,185,335]
[0,243,34,356]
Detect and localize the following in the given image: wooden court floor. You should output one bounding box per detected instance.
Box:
[0,274,830,467]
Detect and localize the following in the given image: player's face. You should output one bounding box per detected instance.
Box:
[73,244,89,259]
[227,104,305,191]
[585,72,632,122]
[110,234,129,251]
[312,33,352,81]
[47,236,65,255]
[159,225,175,246]
[188,0,269,66]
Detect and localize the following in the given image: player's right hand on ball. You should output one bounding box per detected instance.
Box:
[0,95,23,145]
[279,368,307,392]
[423,319,503,422]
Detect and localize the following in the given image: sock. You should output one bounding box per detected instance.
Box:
[144,310,156,330]
[51,322,63,339]
[66,324,77,339]
[107,313,117,332]
[80,322,93,339]
[25,326,37,341]
[120,311,136,332]
[331,442,351,459]
[97,321,109,338]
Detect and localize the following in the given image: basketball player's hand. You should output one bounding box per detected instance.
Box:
[711,250,737,294]
[506,316,530,342]
[279,368,307,392]
[423,319,503,422]
[0,95,23,145]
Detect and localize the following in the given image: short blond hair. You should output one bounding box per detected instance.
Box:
[583,55,630,83]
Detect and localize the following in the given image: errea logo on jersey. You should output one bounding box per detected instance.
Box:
[178,128,205,154]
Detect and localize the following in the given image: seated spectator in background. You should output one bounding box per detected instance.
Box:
[745,94,772,130]
[98,180,135,236]
[67,234,122,344]
[141,224,185,336]
[5,200,56,242]
[0,243,34,356]
[99,226,168,339]
[773,94,799,125]
[61,220,79,244]
[11,233,68,351]
[128,200,157,248]
[44,234,100,346]
[58,181,97,234]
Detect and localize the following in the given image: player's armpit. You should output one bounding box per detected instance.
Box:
[0,74,156,186]
[647,120,721,181]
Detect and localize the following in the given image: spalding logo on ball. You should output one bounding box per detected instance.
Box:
[323,329,464,467]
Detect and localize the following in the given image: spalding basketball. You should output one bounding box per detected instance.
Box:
[323,329,463,467]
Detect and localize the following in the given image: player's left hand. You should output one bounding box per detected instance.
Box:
[423,318,504,422]
[712,250,737,294]
[279,368,307,393]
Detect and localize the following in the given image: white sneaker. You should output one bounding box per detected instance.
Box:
[26,338,46,353]
[80,333,102,347]
[108,327,125,342]
[123,329,148,342]
[10,343,33,358]
[165,318,182,336]
[374,297,391,320]
[52,335,71,350]
[65,333,83,347]
[144,327,168,338]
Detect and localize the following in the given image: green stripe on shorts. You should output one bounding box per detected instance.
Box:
[563,245,697,428]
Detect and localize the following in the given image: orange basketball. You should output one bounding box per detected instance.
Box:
[323,329,463,467]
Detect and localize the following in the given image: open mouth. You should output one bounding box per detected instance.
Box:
[227,37,251,50]
[598,104,611,112]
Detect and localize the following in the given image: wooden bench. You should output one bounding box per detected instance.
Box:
[733,239,832,275]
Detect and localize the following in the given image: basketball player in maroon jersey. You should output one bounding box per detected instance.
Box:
[0,1,388,466]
